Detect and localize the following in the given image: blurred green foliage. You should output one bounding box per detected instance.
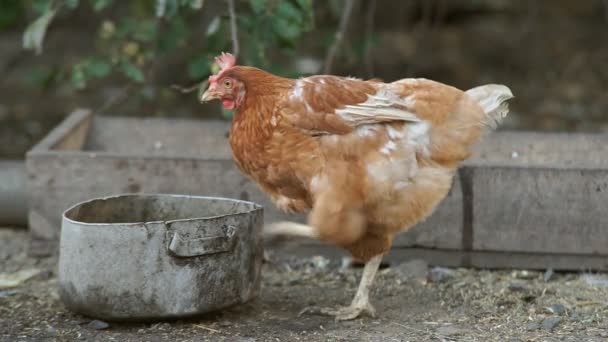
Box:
[8,0,315,91]
[0,0,25,30]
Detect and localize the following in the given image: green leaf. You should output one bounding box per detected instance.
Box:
[295,0,312,10]
[187,56,209,79]
[117,17,136,37]
[90,0,113,11]
[210,62,220,74]
[71,64,87,89]
[272,17,301,42]
[250,0,265,14]
[295,0,314,30]
[64,0,80,9]
[163,0,179,18]
[22,9,56,54]
[31,0,53,14]
[0,0,25,31]
[157,15,188,52]
[188,0,204,10]
[206,16,220,36]
[85,58,111,78]
[133,19,157,42]
[23,65,56,88]
[272,1,304,41]
[120,61,145,82]
[276,0,301,20]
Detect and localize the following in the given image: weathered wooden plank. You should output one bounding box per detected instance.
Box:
[471,167,608,255]
[269,244,608,271]
[465,131,608,169]
[26,153,302,239]
[0,161,28,227]
[28,109,92,152]
[84,116,233,158]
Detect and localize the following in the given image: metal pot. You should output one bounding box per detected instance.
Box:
[58,194,263,321]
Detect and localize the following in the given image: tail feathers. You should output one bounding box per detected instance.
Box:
[264,221,319,239]
[465,84,514,129]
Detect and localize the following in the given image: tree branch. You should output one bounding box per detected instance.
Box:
[227,0,239,58]
[323,0,357,75]
[171,80,207,94]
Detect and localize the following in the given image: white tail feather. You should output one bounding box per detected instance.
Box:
[264,221,319,239]
[465,84,514,129]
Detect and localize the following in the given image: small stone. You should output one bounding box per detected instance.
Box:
[526,321,540,331]
[541,317,561,331]
[569,312,579,321]
[512,270,536,280]
[427,267,455,283]
[393,259,428,281]
[507,282,527,292]
[309,255,330,271]
[155,322,171,330]
[543,268,555,282]
[87,320,109,330]
[582,274,608,287]
[0,289,19,297]
[45,326,58,337]
[71,319,89,325]
[546,304,566,315]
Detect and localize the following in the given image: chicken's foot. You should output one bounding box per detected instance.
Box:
[298,254,382,321]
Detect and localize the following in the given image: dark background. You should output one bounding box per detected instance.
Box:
[1,0,607,159]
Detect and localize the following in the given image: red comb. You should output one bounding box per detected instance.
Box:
[208,52,236,83]
[215,52,236,71]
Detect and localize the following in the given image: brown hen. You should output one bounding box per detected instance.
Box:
[200,52,514,320]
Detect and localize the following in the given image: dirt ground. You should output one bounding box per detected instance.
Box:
[2,228,608,342]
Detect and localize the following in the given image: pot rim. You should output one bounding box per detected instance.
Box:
[61,192,263,227]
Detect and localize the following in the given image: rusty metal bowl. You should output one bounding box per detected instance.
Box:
[58,194,263,321]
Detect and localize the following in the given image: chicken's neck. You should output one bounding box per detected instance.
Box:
[229,99,276,149]
[228,94,287,179]
[225,67,295,180]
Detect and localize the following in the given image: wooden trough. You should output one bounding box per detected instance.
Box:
[26,109,608,270]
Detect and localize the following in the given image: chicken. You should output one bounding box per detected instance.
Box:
[200,52,514,320]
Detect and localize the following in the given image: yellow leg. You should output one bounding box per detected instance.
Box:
[299,254,382,321]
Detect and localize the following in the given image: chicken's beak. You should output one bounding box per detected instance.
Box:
[199,84,220,103]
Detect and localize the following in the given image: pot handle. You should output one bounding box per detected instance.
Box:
[168,225,237,258]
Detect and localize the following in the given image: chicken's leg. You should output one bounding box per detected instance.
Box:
[299,254,382,321]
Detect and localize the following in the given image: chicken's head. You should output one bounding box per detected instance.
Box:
[200,52,245,110]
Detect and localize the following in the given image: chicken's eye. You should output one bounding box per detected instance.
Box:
[223,79,232,89]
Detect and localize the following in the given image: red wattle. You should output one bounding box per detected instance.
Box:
[222,99,235,110]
